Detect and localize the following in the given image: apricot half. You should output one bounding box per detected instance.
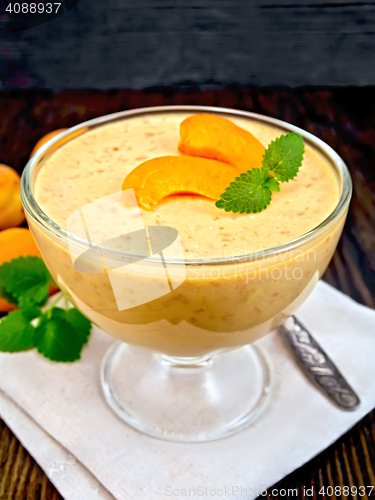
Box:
[0,164,25,230]
[0,228,41,312]
[0,228,59,312]
[122,155,239,211]
[179,113,265,173]
[30,128,89,158]
[30,129,68,158]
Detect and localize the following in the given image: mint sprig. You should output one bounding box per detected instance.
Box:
[0,310,35,352]
[216,132,305,214]
[35,307,91,362]
[0,256,51,308]
[0,256,91,362]
[216,167,280,214]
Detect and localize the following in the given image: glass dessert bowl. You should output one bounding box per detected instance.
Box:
[21,106,351,442]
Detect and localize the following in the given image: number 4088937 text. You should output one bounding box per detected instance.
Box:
[5,3,61,14]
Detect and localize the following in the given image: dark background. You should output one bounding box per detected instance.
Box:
[1,0,375,90]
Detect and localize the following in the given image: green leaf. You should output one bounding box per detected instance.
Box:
[0,283,18,305]
[215,131,305,214]
[262,132,305,182]
[0,310,35,352]
[34,307,91,362]
[216,168,276,214]
[0,256,91,362]
[263,176,281,192]
[18,284,50,310]
[22,306,43,322]
[0,256,51,308]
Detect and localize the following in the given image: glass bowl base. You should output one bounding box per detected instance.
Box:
[101,341,272,443]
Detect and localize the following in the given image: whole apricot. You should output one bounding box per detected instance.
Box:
[31,128,90,159]
[0,164,25,230]
[30,129,67,158]
[0,228,40,312]
[0,228,59,312]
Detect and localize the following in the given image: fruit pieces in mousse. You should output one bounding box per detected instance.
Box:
[124,117,304,216]
[122,114,269,213]
[179,113,265,172]
[31,111,343,356]
[122,155,238,211]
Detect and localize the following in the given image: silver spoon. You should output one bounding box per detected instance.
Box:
[280,316,360,411]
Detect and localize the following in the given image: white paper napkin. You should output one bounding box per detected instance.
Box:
[0,281,374,500]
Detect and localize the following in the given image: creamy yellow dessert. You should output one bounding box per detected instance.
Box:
[28,111,346,356]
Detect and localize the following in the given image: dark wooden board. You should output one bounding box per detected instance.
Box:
[0,87,374,499]
[1,1,375,89]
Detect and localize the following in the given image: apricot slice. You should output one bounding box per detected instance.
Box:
[0,164,25,230]
[122,156,239,211]
[179,113,265,173]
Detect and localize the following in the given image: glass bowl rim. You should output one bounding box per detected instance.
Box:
[21,105,352,266]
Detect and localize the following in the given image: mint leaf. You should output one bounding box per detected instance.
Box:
[34,307,91,362]
[23,306,43,322]
[18,284,50,310]
[262,132,305,182]
[0,283,18,305]
[263,176,281,192]
[216,168,279,214]
[0,255,91,362]
[0,310,35,352]
[216,132,305,214]
[0,256,51,308]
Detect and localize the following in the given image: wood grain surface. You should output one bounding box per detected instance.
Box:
[2,1,375,89]
[0,87,374,499]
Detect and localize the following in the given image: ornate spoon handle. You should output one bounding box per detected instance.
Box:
[280,316,360,411]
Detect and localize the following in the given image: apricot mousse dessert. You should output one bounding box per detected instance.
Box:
[28,110,345,357]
